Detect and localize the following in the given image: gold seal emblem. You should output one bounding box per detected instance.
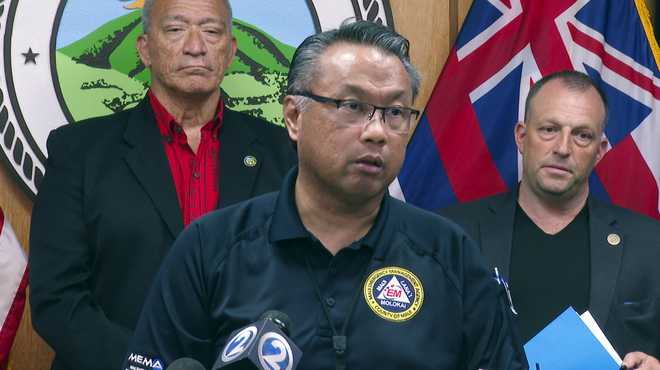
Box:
[364,266,424,322]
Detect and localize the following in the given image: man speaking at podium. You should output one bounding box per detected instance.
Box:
[123,21,527,370]
[441,71,660,370]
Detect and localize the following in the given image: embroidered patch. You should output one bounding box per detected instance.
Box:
[364,266,424,322]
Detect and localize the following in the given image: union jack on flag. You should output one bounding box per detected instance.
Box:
[392,0,660,219]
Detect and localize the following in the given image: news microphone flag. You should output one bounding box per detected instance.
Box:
[0,207,28,370]
[213,310,301,370]
[392,0,660,219]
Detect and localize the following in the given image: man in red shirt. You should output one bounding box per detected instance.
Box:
[28,1,295,370]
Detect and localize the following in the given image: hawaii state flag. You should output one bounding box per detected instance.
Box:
[0,208,28,370]
[391,0,660,219]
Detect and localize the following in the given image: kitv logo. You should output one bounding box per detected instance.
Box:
[221,326,258,362]
[258,332,294,370]
[127,353,164,369]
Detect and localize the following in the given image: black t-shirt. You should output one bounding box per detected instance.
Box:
[510,203,590,342]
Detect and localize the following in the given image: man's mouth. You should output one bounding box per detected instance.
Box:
[355,155,384,173]
[180,65,210,72]
[543,164,572,174]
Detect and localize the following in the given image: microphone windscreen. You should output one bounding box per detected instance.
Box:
[260,310,292,335]
[166,357,206,370]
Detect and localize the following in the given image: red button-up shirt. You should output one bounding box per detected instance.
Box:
[149,91,222,226]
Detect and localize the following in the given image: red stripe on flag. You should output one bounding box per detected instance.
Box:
[0,267,27,370]
[569,23,660,100]
[424,48,510,201]
[427,93,508,201]
[595,137,660,219]
[526,3,575,75]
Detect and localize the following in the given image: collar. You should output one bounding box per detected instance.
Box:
[148,90,224,141]
[269,167,391,253]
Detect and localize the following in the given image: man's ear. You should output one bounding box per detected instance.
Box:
[227,36,237,65]
[136,34,151,68]
[283,96,301,144]
[514,121,527,154]
[594,134,609,164]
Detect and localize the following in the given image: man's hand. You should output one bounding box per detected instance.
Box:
[622,352,660,370]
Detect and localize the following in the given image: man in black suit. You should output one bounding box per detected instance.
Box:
[441,70,660,370]
[28,1,295,370]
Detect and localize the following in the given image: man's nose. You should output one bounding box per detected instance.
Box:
[183,28,207,56]
[361,109,387,145]
[554,130,572,156]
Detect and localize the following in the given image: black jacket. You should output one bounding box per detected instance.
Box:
[29,99,296,370]
[440,190,660,358]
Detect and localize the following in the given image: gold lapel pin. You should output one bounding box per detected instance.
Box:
[607,233,621,246]
[243,155,257,168]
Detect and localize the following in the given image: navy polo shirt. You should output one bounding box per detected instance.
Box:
[123,168,527,370]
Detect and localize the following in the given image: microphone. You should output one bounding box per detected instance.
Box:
[212,310,302,370]
[166,358,206,370]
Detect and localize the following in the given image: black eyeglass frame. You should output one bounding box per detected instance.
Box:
[290,91,420,133]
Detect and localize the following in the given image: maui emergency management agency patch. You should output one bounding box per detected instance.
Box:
[364,266,424,322]
[0,0,394,198]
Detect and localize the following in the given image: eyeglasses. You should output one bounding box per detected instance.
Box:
[291,91,420,134]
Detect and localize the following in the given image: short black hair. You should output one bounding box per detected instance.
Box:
[286,20,421,101]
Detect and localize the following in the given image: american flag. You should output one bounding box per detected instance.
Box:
[0,208,28,370]
[392,0,660,220]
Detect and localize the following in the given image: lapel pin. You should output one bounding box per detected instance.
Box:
[243,155,257,168]
[607,233,621,246]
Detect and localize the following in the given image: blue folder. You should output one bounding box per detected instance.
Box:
[524,307,620,370]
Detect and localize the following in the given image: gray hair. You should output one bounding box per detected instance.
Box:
[142,0,233,34]
[525,70,608,128]
[286,20,421,102]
